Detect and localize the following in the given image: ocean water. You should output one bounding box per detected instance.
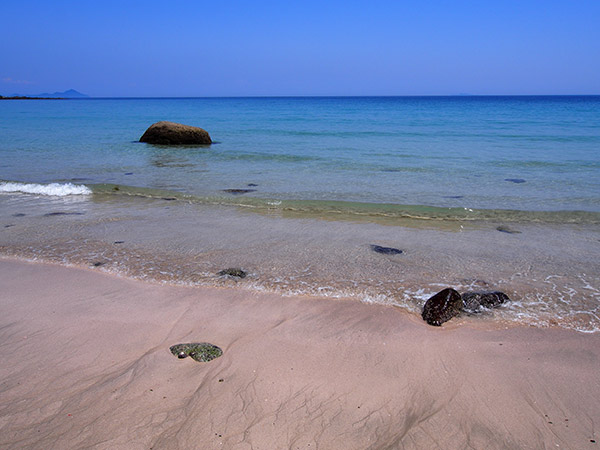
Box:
[1,96,599,331]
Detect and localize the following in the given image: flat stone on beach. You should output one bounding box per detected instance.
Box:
[169,343,223,362]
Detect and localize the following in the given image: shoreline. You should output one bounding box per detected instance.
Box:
[1,257,599,449]
[2,190,599,333]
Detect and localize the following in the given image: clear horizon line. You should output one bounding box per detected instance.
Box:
[50,93,600,99]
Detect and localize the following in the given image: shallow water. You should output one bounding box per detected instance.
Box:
[1,96,599,332]
[1,192,598,332]
[1,96,599,212]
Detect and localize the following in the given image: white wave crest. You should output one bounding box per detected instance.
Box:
[0,182,92,196]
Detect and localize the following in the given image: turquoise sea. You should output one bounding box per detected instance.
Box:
[1,96,600,219]
[1,96,599,332]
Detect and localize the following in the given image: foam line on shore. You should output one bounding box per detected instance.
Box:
[3,178,600,224]
[0,181,92,196]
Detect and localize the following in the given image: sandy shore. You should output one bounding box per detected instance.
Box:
[1,258,598,449]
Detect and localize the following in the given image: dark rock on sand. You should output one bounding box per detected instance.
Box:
[461,291,510,312]
[223,189,256,195]
[161,197,177,201]
[218,268,247,278]
[422,288,462,326]
[139,121,212,145]
[496,225,521,234]
[370,244,403,255]
[169,343,223,362]
[92,261,105,267]
[505,178,526,183]
[114,241,125,244]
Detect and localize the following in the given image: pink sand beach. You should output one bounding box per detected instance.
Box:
[1,257,599,449]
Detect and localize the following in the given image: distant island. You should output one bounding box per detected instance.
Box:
[0,89,89,100]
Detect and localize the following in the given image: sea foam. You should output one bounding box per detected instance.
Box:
[0,181,92,196]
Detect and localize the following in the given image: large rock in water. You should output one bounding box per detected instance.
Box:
[139,121,212,145]
[422,288,462,326]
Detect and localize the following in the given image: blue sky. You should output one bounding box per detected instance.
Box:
[2,0,599,97]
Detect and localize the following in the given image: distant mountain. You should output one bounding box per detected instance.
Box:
[34,89,89,98]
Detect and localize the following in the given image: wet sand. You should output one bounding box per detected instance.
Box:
[1,257,599,449]
[2,193,599,333]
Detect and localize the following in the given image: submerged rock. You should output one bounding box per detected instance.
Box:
[169,343,223,362]
[218,268,247,278]
[44,212,84,216]
[461,291,510,312]
[139,121,212,145]
[370,244,403,255]
[505,178,526,184]
[223,189,256,195]
[496,225,521,234]
[422,288,462,326]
